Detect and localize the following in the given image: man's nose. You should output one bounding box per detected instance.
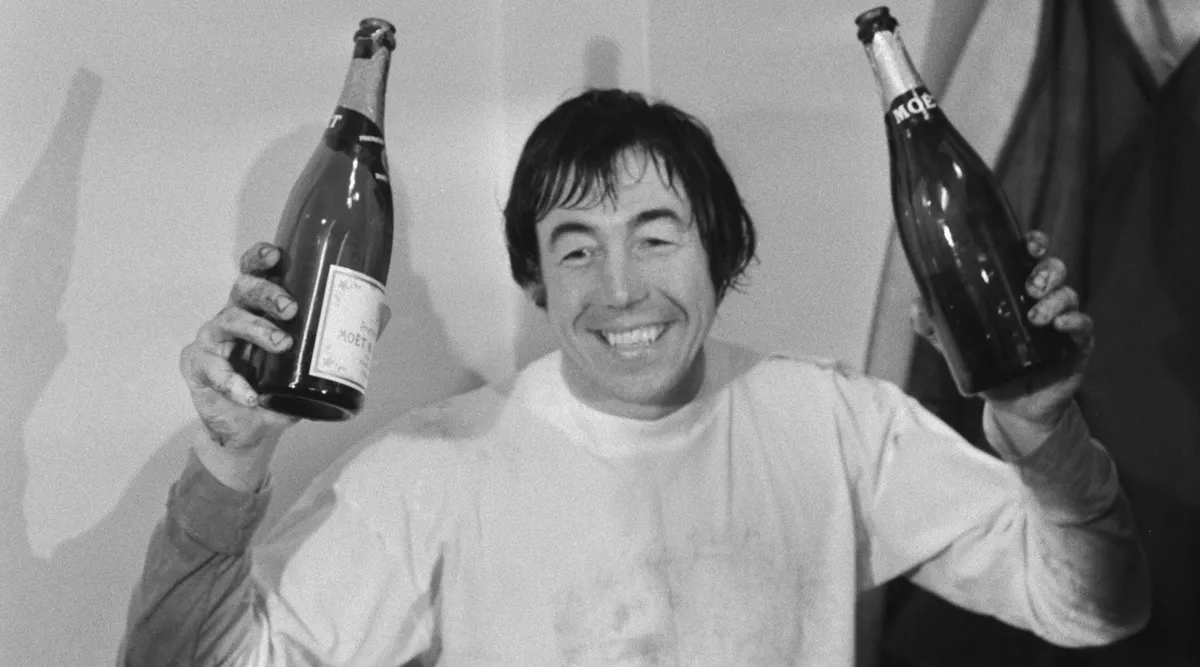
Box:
[599,252,648,307]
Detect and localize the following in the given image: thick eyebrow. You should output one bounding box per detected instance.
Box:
[546,207,685,248]
[631,207,686,230]
[546,221,594,248]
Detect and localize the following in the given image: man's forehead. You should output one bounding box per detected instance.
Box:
[558,161,684,210]
[540,177,687,226]
[612,147,667,178]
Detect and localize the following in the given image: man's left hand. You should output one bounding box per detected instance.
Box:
[912,230,1093,438]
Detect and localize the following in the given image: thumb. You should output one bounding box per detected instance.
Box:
[909,298,943,354]
[378,303,393,337]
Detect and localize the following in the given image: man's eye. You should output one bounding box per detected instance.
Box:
[561,247,594,263]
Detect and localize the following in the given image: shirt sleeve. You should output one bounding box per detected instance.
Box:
[120,442,440,667]
[840,374,1150,647]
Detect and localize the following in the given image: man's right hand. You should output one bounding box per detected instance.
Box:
[180,242,298,489]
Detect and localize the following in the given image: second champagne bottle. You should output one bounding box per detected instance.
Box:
[231,18,397,421]
[856,6,1074,396]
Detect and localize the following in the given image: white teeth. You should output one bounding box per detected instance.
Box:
[602,324,665,347]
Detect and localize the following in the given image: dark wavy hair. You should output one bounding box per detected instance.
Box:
[504,88,757,307]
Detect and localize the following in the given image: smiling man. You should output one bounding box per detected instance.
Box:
[122,89,1150,666]
[533,157,715,420]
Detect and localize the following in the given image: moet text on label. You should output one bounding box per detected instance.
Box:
[891,90,939,124]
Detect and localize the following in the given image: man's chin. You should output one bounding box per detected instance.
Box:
[561,337,699,408]
[599,364,700,411]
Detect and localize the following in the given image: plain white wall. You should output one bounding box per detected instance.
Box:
[0,1,933,663]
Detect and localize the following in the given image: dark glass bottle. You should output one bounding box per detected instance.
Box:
[855,6,1073,396]
[231,18,396,421]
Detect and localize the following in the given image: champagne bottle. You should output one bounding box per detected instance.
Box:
[855,6,1074,396]
[231,18,396,421]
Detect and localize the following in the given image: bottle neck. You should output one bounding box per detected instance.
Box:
[336,43,390,131]
[863,29,927,115]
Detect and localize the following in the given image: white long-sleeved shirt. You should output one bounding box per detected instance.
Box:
[121,339,1149,666]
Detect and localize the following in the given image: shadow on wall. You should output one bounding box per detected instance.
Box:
[511,35,625,373]
[0,67,103,666]
[584,35,622,90]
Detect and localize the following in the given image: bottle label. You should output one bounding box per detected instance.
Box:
[310,264,386,392]
[887,86,940,127]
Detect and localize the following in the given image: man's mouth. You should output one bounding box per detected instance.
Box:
[597,323,668,349]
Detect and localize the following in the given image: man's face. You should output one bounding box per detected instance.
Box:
[535,153,716,420]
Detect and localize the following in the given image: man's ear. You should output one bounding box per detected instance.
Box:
[525,282,547,310]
